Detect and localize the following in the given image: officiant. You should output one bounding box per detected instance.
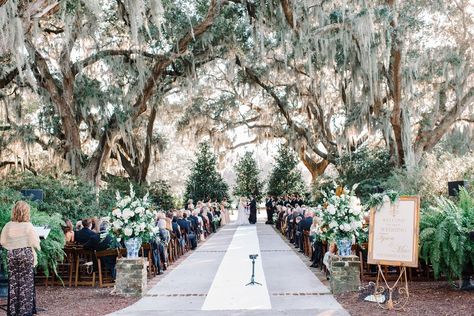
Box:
[0,201,40,316]
[249,195,257,224]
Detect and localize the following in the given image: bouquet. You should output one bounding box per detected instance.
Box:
[319,183,365,241]
[108,184,158,242]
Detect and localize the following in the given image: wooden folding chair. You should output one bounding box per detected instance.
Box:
[74,248,96,287]
[95,248,119,287]
[140,243,157,278]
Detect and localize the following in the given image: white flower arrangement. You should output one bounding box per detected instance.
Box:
[319,183,365,241]
[109,184,158,242]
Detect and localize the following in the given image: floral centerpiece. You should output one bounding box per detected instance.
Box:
[319,183,365,256]
[109,185,158,258]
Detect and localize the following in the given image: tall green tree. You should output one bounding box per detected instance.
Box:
[267,146,306,197]
[184,143,229,203]
[233,152,263,200]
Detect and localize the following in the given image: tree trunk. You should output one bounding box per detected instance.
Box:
[387,0,405,167]
[138,105,158,183]
[298,148,329,184]
[32,48,83,175]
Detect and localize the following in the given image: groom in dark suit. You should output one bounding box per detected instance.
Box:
[248,195,257,224]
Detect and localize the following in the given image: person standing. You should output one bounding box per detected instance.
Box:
[0,201,41,316]
[265,195,274,224]
[248,195,257,224]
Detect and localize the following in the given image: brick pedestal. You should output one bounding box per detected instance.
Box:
[115,258,147,296]
[328,254,361,295]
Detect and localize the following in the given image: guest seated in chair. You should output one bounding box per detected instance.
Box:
[297,209,314,252]
[177,211,197,250]
[63,219,75,243]
[75,218,98,245]
[323,243,338,279]
[310,216,323,268]
[84,221,117,278]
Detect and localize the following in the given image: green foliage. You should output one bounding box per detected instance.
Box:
[366,190,400,211]
[267,146,306,197]
[383,152,474,207]
[0,172,111,222]
[419,189,474,280]
[336,146,395,203]
[184,143,230,203]
[0,188,65,277]
[233,152,263,201]
[148,180,174,210]
[0,172,175,223]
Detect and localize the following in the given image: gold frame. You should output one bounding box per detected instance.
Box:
[368,196,420,268]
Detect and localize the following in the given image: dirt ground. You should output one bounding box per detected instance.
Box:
[335,281,474,316]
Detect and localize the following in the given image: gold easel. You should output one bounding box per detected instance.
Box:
[374,265,410,310]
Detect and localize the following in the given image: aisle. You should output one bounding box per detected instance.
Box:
[110,221,348,316]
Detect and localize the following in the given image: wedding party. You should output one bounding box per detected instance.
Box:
[1,0,474,315]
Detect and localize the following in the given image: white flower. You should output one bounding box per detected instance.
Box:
[113,220,123,229]
[124,228,133,237]
[131,201,139,208]
[112,208,122,218]
[327,205,336,215]
[122,208,134,220]
[344,223,351,232]
[350,221,359,230]
[329,221,338,228]
[135,207,145,215]
[339,224,345,230]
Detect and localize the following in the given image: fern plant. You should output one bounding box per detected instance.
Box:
[419,189,474,280]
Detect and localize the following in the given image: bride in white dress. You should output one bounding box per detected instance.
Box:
[235,197,249,225]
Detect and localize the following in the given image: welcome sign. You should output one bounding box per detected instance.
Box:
[368,196,420,267]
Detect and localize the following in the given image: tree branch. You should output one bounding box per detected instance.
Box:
[72,49,164,75]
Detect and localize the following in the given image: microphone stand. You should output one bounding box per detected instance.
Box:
[246,256,262,286]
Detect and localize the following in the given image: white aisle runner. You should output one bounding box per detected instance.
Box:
[201,225,272,310]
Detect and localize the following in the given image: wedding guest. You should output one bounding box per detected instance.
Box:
[310,216,323,268]
[75,220,83,231]
[297,209,314,252]
[75,218,98,245]
[265,195,274,225]
[156,219,170,270]
[83,221,113,251]
[323,243,338,278]
[63,219,75,243]
[169,212,181,239]
[0,201,40,316]
[177,211,197,250]
[91,217,101,234]
[162,211,172,231]
[220,198,230,225]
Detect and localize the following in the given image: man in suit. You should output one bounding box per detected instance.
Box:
[75,218,98,245]
[297,210,314,252]
[83,222,117,278]
[248,195,257,224]
[265,195,274,225]
[177,211,197,250]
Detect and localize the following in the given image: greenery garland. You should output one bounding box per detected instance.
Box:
[366,190,400,211]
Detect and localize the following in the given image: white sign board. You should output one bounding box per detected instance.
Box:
[368,196,420,267]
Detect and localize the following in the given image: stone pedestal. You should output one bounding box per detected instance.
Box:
[115,258,147,296]
[328,254,361,295]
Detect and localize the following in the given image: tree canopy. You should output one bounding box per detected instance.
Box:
[0,0,473,192]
